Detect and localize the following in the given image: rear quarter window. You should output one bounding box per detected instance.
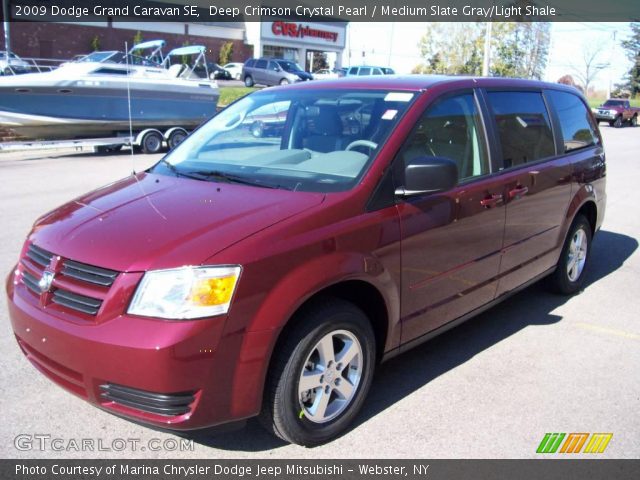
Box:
[546,90,599,153]
[487,91,556,168]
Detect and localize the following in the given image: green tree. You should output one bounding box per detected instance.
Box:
[89,35,101,52]
[219,41,234,65]
[620,22,640,97]
[311,52,329,72]
[414,22,550,79]
[414,23,484,75]
[131,31,144,56]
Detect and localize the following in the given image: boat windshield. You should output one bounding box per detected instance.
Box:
[76,51,162,67]
[77,51,119,63]
[153,88,417,193]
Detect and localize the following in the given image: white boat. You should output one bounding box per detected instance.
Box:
[0,42,219,140]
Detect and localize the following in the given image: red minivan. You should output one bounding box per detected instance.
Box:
[6,76,606,446]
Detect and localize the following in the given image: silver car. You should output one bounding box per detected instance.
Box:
[0,51,32,75]
[242,58,312,87]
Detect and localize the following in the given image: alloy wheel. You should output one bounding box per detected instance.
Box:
[298,329,363,424]
[567,228,588,282]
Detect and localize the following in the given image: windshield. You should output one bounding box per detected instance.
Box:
[153,89,417,192]
[277,61,304,73]
[602,100,625,107]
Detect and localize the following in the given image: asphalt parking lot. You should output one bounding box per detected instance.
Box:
[0,126,638,458]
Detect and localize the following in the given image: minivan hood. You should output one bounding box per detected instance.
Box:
[29,173,324,272]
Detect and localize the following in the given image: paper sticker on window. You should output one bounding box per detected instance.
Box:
[382,110,398,120]
[384,92,414,102]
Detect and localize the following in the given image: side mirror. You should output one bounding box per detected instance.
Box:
[395,156,458,197]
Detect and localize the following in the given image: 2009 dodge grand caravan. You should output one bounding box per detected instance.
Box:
[6,76,606,446]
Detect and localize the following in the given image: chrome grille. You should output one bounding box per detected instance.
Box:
[51,290,103,316]
[21,271,41,294]
[19,243,119,318]
[61,260,118,287]
[26,244,54,267]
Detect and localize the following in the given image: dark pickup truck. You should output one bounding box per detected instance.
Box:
[594,99,639,127]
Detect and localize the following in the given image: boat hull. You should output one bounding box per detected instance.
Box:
[0,77,219,140]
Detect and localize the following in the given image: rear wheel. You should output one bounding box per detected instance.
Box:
[140,131,164,154]
[167,129,188,150]
[631,115,638,127]
[259,298,376,446]
[547,215,592,295]
[244,75,254,87]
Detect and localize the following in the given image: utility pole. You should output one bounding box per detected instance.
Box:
[482,22,492,76]
[607,30,617,99]
[2,0,10,56]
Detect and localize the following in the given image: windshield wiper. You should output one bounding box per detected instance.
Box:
[156,159,207,181]
[185,170,287,190]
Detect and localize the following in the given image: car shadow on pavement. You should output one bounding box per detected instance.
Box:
[187,229,637,452]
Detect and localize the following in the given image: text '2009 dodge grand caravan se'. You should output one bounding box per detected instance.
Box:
[6,76,606,446]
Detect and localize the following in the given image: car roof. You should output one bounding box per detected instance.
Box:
[277,75,586,94]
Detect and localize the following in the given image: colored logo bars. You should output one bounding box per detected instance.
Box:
[536,433,613,454]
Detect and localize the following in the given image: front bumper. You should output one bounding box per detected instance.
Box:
[594,111,617,121]
[6,269,269,430]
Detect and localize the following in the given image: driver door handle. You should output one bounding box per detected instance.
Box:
[480,194,503,208]
[508,186,529,200]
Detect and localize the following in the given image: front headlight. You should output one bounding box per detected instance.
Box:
[128,266,241,319]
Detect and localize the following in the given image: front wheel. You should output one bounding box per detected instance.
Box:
[279,78,290,86]
[140,131,164,154]
[613,115,623,128]
[259,298,376,446]
[547,215,592,295]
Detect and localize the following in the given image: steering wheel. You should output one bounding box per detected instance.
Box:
[345,140,378,152]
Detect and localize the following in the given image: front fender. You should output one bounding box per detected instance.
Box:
[225,250,400,419]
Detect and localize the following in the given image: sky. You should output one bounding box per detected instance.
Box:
[344,22,633,91]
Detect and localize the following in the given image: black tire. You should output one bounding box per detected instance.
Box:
[608,120,615,127]
[244,75,254,87]
[279,78,290,86]
[140,131,164,154]
[631,115,638,127]
[547,215,592,295]
[613,115,623,128]
[167,129,188,150]
[259,298,376,446]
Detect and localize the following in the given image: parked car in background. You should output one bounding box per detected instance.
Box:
[594,98,639,127]
[209,63,232,80]
[242,58,312,87]
[313,68,347,80]
[312,68,338,80]
[222,62,243,80]
[345,65,395,76]
[0,51,32,75]
[6,76,606,447]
